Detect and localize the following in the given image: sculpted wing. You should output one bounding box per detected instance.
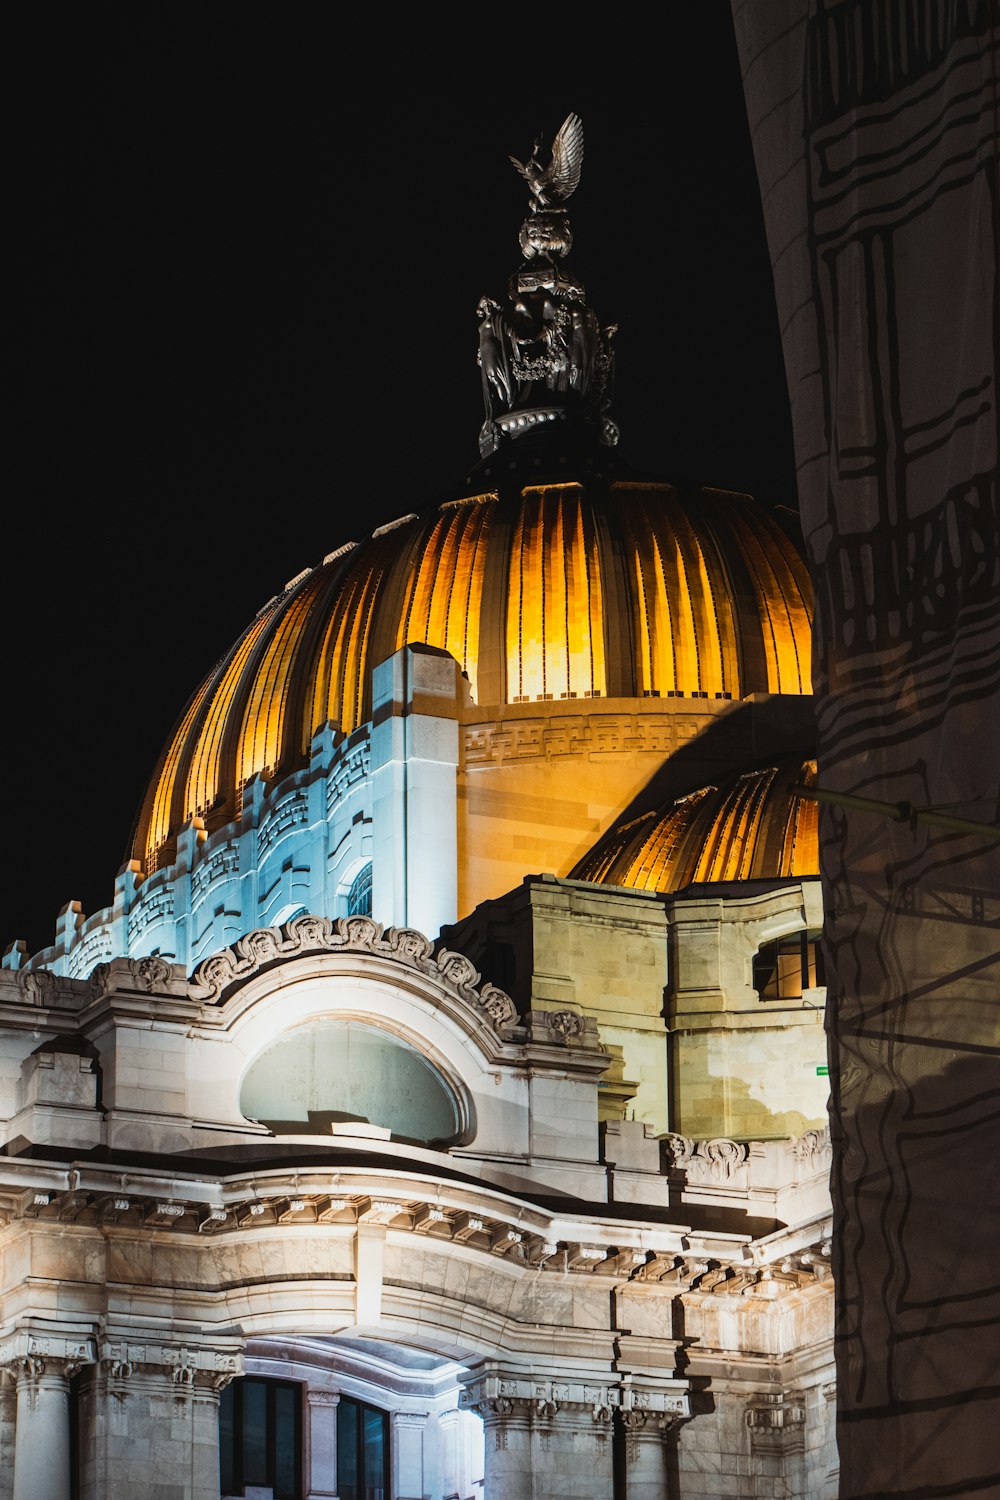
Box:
[548,113,584,203]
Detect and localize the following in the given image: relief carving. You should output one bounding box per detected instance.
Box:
[545,1009,583,1043]
[189,914,518,1033]
[15,967,56,1007]
[128,954,174,992]
[686,1137,748,1183]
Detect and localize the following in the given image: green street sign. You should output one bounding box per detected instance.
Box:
[816,1065,829,1076]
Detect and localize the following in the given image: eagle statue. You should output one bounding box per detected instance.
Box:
[509,113,585,210]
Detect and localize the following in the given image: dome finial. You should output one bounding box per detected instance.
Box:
[476,113,620,460]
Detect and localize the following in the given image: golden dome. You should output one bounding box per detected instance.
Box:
[572,757,819,891]
[133,476,813,875]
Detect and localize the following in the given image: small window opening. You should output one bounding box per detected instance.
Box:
[347,863,372,917]
[753,929,825,1001]
[220,1376,302,1500]
[337,1397,389,1500]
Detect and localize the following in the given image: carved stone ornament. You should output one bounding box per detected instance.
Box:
[0,1333,95,1408]
[129,954,175,992]
[477,112,619,457]
[188,913,517,1030]
[544,1009,584,1044]
[661,1132,695,1169]
[745,1392,806,1455]
[686,1137,749,1184]
[96,1339,244,1398]
[795,1126,833,1175]
[15,966,57,1006]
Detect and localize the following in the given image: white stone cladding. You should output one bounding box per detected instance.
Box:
[0,643,838,1495]
[0,917,835,1497]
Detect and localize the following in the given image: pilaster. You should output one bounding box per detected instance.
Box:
[76,1334,243,1500]
[391,1408,430,1500]
[305,1389,339,1500]
[370,643,463,937]
[464,1367,688,1500]
[0,1326,97,1500]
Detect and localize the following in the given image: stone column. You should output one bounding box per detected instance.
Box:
[77,1335,243,1500]
[0,1371,16,1500]
[436,1405,484,1500]
[618,1407,688,1500]
[391,1409,429,1500]
[462,1369,618,1500]
[305,1389,339,1500]
[0,1327,95,1500]
[731,8,1000,1496]
[11,1357,77,1500]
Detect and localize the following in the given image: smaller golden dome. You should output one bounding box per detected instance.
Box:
[573,758,818,892]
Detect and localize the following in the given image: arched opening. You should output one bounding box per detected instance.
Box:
[239,1020,463,1145]
[346,862,373,917]
[752,927,825,1002]
[225,1335,485,1500]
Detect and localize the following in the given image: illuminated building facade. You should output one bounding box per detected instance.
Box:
[0,116,839,1499]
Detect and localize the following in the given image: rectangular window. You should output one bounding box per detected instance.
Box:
[753,930,826,1001]
[337,1397,389,1500]
[219,1376,302,1500]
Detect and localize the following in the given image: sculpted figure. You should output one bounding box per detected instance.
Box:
[509,113,584,212]
[476,111,620,450]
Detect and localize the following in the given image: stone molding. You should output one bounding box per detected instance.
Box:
[98,1339,243,1399]
[745,1390,807,1454]
[462,707,730,767]
[0,1329,96,1407]
[187,912,518,1031]
[461,1372,689,1433]
[306,1389,341,1408]
[0,1172,830,1300]
[664,1126,833,1189]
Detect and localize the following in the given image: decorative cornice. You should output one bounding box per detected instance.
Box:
[745,1390,806,1454]
[14,967,57,1007]
[98,1339,243,1398]
[461,1372,689,1439]
[187,913,518,1032]
[0,1329,96,1404]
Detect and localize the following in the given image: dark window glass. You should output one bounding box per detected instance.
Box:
[753,929,825,1001]
[363,1405,387,1500]
[337,1399,359,1500]
[219,1376,301,1499]
[347,863,373,916]
[338,1397,389,1500]
[274,1384,298,1497]
[219,1383,236,1495]
[243,1377,268,1484]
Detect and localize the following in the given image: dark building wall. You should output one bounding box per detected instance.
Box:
[731,4,1000,1496]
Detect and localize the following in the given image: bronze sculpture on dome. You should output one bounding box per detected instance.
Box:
[476,112,619,458]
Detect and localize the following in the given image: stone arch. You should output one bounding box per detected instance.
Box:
[183,920,526,1150]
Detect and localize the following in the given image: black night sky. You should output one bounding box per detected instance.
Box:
[6,8,798,958]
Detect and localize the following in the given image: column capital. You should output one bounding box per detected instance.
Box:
[391,1408,431,1429]
[460,1365,690,1433]
[745,1390,806,1455]
[97,1334,244,1395]
[0,1325,96,1387]
[306,1388,341,1409]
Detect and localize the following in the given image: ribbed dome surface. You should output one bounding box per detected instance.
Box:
[133,477,813,874]
[572,758,819,891]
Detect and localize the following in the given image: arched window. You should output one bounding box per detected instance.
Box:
[240,1021,462,1145]
[337,1398,389,1500]
[346,863,372,917]
[752,928,825,1001]
[220,1376,301,1500]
